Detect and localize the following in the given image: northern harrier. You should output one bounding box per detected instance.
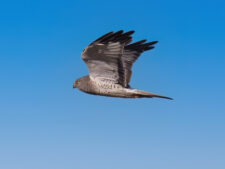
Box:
[73,30,172,99]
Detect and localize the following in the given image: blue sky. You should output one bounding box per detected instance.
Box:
[0,0,225,169]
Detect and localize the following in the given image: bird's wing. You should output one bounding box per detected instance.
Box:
[82,30,134,86]
[122,40,158,87]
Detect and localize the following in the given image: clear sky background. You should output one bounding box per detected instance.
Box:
[0,0,225,169]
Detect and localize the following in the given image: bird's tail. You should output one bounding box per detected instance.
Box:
[128,89,173,100]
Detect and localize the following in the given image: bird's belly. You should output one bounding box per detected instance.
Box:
[88,81,129,97]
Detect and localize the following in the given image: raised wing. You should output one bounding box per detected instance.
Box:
[82,30,158,87]
[122,40,158,87]
[82,30,133,85]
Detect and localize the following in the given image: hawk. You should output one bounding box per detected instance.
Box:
[73,30,172,99]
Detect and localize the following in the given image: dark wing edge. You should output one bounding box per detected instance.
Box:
[121,40,158,87]
[91,30,135,45]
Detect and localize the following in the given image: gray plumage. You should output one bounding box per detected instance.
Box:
[73,30,172,99]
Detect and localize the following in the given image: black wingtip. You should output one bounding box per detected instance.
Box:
[125,30,135,35]
[93,31,114,43]
[150,40,159,45]
[144,46,155,50]
[115,30,124,35]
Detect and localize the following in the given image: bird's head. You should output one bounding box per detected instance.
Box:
[73,79,81,88]
[73,76,89,90]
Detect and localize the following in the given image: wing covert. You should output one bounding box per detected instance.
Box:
[82,42,124,84]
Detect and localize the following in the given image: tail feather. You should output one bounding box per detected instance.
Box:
[130,89,173,100]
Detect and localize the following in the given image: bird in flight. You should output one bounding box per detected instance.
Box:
[73,30,172,100]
